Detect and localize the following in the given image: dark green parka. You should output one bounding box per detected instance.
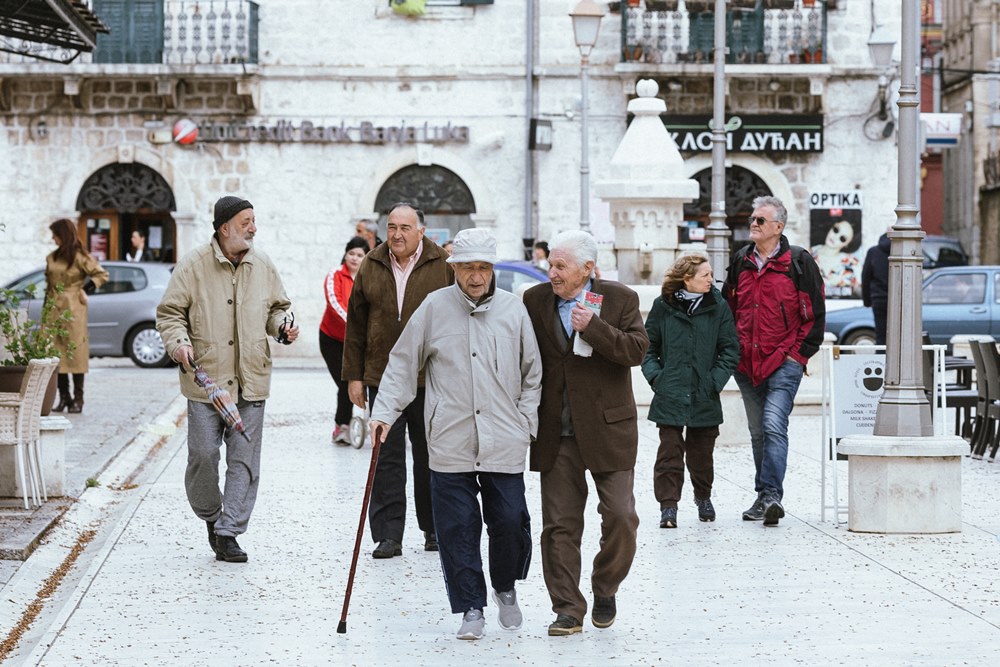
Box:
[641,287,739,427]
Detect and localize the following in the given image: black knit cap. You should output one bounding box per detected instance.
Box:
[213,195,253,230]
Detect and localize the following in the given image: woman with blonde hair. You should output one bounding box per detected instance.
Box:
[641,253,739,528]
[46,218,108,413]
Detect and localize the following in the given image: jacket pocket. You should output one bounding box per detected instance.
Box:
[603,403,636,424]
[427,399,441,440]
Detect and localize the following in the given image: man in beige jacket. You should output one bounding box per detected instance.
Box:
[156,196,299,563]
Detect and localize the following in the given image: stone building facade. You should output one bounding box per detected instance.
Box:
[1,0,905,356]
[940,0,1000,264]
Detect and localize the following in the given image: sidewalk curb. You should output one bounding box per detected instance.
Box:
[0,395,188,663]
[24,412,188,665]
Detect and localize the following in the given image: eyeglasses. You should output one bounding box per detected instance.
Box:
[748,216,780,227]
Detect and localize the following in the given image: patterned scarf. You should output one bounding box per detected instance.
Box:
[674,289,704,315]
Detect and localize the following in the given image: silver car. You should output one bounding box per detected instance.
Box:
[3,262,172,368]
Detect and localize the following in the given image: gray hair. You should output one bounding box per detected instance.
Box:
[357,219,379,234]
[549,230,598,277]
[752,195,787,225]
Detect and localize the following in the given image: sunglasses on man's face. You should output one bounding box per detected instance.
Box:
[748,216,779,226]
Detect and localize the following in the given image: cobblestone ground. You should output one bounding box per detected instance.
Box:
[5,367,1000,665]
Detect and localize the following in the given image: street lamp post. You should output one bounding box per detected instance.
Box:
[873,2,932,436]
[569,0,604,234]
[705,0,731,283]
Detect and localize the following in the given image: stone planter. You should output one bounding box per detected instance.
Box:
[0,365,58,416]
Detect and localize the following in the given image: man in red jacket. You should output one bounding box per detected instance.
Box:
[724,196,825,527]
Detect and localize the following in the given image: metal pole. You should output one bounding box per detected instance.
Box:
[705,0,731,283]
[524,0,536,254]
[580,51,591,233]
[874,0,932,436]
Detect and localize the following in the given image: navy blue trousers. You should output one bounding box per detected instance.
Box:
[430,470,532,614]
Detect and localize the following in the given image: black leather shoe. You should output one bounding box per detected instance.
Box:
[592,595,616,628]
[206,521,219,555]
[215,535,248,563]
[548,613,582,636]
[372,539,402,559]
[424,531,438,552]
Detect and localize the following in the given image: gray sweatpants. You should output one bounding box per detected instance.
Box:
[185,398,265,537]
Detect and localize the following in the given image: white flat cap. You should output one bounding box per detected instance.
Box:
[446,228,498,264]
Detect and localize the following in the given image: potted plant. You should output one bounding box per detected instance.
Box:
[763,0,795,8]
[730,0,758,9]
[0,285,74,415]
[685,1,712,13]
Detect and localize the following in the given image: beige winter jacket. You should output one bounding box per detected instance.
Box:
[156,237,292,402]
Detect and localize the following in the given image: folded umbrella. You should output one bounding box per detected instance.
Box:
[185,357,250,442]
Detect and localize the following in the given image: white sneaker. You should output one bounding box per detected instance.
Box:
[331,424,350,445]
[457,608,485,640]
[492,588,523,630]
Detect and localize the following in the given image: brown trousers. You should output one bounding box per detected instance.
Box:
[653,424,719,509]
[540,436,639,622]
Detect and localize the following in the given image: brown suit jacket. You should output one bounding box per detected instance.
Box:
[523,278,649,473]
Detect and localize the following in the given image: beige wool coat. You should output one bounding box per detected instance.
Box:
[45,251,109,374]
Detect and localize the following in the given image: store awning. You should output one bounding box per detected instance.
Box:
[0,0,109,63]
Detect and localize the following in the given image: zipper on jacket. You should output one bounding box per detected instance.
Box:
[780,303,789,330]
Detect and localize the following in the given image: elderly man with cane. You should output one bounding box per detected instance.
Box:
[368,228,542,640]
[157,195,299,563]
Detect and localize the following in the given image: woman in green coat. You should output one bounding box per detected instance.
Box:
[641,253,739,529]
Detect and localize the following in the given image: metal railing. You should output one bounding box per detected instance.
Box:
[162,0,259,65]
[621,1,829,66]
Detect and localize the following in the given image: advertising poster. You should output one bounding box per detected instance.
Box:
[833,354,885,436]
[809,191,863,299]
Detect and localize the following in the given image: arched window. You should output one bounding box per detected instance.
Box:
[76,162,177,262]
[684,165,772,251]
[374,165,476,244]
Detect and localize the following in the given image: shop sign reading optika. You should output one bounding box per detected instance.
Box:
[661,114,824,153]
[176,118,470,145]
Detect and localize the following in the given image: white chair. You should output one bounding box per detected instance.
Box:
[0,358,59,508]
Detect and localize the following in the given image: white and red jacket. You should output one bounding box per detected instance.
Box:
[320,264,354,342]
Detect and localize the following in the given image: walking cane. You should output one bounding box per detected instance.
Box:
[337,422,386,634]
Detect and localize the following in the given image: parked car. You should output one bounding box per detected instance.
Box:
[824,265,1000,347]
[3,262,173,368]
[493,260,549,294]
[922,235,968,270]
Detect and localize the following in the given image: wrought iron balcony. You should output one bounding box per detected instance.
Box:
[621,1,829,66]
[0,0,258,65]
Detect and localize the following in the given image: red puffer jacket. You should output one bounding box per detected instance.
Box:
[724,237,826,386]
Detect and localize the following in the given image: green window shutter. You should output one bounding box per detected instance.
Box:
[92,0,127,63]
[92,0,164,64]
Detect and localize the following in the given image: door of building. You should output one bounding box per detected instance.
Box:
[76,162,177,262]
